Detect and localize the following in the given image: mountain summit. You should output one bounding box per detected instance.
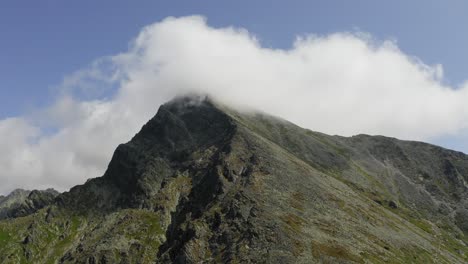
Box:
[0,95,467,263]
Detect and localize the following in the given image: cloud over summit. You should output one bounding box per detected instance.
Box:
[1,15,467,194]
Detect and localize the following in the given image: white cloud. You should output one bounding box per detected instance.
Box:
[1,15,468,194]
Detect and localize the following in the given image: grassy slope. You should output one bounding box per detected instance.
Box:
[0,208,164,263]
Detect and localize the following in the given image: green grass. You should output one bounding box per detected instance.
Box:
[438,230,468,262]
[408,218,434,234]
[281,213,306,234]
[311,240,363,263]
[0,228,12,247]
[306,131,348,157]
[46,215,83,263]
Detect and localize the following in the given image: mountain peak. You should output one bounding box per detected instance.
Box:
[58,94,237,211]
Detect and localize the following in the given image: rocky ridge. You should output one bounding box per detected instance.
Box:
[0,188,59,219]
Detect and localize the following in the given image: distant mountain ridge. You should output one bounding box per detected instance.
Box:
[0,95,467,263]
[0,188,59,219]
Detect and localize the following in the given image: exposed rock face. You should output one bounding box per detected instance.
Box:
[1,95,468,263]
[0,188,59,219]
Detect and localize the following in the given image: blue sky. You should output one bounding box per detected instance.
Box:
[2,0,467,118]
[1,1,468,193]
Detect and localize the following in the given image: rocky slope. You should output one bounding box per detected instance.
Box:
[0,188,59,220]
[0,95,467,263]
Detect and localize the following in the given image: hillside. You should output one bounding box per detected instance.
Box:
[0,95,467,263]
